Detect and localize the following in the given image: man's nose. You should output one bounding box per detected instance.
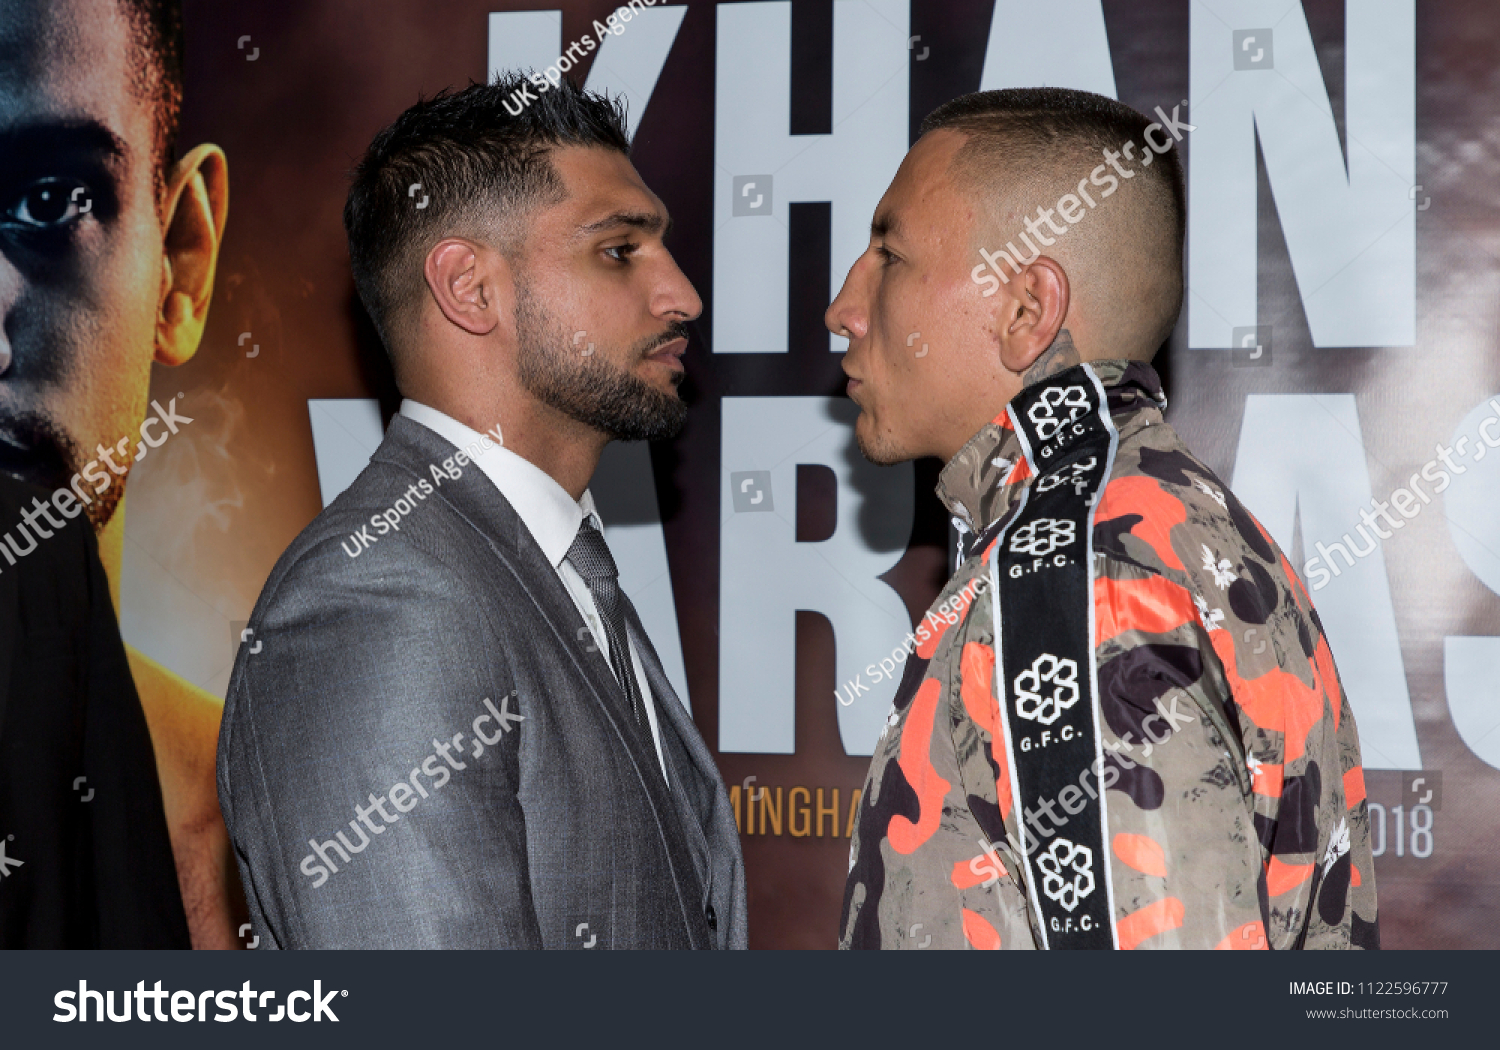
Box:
[825,258,870,341]
[653,254,703,323]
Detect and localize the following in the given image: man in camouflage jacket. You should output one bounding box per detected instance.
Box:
[841,359,1375,949]
[828,88,1376,949]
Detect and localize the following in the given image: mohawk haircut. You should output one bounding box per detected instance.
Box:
[343,73,631,356]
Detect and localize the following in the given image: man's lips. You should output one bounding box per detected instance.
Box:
[646,337,687,369]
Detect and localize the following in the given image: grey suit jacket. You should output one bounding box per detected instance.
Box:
[218,415,746,948]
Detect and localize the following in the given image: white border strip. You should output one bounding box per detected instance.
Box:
[1080,362,1122,949]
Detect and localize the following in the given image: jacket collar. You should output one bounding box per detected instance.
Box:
[935,359,1166,535]
[397,399,601,569]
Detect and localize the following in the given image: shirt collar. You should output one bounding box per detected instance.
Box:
[934,359,1165,534]
[398,399,599,568]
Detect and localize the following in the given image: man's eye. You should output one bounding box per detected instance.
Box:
[6,178,92,229]
[603,242,640,263]
[875,244,898,266]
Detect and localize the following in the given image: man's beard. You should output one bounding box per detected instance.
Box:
[0,409,126,529]
[514,284,688,443]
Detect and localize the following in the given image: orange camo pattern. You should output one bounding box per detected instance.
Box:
[1095,474,1188,571]
[1117,897,1185,950]
[1344,767,1367,808]
[1095,573,1196,646]
[960,642,1012,820]
[963,908,1003,950]
[1113,833,1168,878]
[840,360,1377,950]
[952,854,1005,890]
[1215,921,1270,950]
[888,678,949,855]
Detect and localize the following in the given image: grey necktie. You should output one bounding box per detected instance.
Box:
[566,519,645,725]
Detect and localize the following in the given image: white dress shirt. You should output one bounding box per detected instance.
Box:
[399,399,669,783]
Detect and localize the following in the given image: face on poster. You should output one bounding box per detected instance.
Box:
[8,0,1496,948]
[0,0,237,945]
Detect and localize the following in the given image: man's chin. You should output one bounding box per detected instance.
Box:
[0,414,123,528]
[593,381,687,443]
[854,418,913,466]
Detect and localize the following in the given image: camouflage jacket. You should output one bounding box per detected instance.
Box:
[840,361,1377,950]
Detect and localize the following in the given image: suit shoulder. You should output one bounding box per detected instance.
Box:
[257,455,514,609]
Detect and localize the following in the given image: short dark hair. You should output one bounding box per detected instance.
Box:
[920,88,1185,356]
[344,73,631,356]
[920,87,1184,246]
[119,0,185,200]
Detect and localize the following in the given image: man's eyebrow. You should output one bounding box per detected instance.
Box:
[575,210,670,238]
[0,119,129,163]
[871,212,902,241]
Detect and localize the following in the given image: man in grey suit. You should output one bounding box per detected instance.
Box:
[217,74,746,948]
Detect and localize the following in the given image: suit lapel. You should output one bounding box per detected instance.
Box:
[624,603,716,804]
[622,604,714,867]
[505,528,667,783]
[624,598,748,948]
[498,524,710,946]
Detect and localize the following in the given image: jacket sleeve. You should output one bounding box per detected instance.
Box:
[1292,644,1380,950]
[218,536,539,949]
[1174,533,1376,950]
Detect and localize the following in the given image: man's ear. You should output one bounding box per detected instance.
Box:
[155,143,229,367]
[423,238,510,338]
[997,256,1070,374]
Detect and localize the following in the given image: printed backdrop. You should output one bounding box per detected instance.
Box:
[119,0,1499,947]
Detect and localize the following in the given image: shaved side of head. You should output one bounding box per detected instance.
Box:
[921,88,1185,361]
[345,74,631,376]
